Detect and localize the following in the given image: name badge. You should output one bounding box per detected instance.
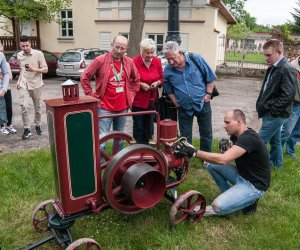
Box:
[116,86,124,93]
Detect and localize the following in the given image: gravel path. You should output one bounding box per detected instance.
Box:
[0,76,263,153]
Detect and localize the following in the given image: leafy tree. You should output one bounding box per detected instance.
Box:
[222,0,248,22]
[271,24,292,43]
[227,22,253,51]
[252,24,272,33]
[127,0,146,57]
[0,0,71,45]
[289,0,300,33]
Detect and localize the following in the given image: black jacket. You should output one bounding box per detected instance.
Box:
[256,57,296,118]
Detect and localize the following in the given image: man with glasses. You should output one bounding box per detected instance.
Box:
[81,35,140,140]
[163,41,217,152]
[256,39,296,169]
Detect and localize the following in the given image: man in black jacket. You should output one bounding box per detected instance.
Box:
[256,39,296,168]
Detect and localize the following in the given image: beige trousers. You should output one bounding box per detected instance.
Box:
[19,87,42,129]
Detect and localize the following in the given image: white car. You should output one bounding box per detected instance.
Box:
[56,48,108,79]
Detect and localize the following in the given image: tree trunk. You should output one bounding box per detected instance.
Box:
[12,18,21,50]
[127,0,146,58]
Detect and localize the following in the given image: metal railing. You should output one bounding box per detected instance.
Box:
[0,36,40,51]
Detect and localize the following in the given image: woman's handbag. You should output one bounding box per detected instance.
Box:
[155,91,177,121]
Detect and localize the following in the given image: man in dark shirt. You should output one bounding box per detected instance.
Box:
[172,109,271,216]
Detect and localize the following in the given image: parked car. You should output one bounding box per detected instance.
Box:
[56,48,108,79]
[7,50,58,79]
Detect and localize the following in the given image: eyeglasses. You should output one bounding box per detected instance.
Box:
[112,45,127,51]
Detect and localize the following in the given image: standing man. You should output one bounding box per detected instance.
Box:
[81,35,140,137]
[281,56,300,158]
[17,35,48,139]
[163,41,217,152]
[172,109,271,216]
[256,39,296,168]
[0,52,10,151]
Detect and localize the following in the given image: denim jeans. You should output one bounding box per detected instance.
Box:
[281,103,300,157]
[178,102,212,152]
[206,163,265,215]
[98,108,128,151]
[259,113,288,168]
[132,106,152,145]
[0,96,7,124]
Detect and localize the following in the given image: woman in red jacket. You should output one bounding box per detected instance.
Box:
[132,38,163,144]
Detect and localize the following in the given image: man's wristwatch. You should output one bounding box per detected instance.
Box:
[206,91,212,96]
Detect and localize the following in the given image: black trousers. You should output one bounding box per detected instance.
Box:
[132,106,153,145]
[4,89,13,126]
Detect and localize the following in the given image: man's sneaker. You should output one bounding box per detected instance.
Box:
[35,126,42,135]
[6,125,17,134]
[22,129,32,139]
[242,200,258,215]
[0,126,10,135]
[204,205,218,216]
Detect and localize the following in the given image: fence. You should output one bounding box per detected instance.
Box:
[217,35,268,71]
[0,36,40,51]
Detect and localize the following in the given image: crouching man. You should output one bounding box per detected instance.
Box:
[172,109,271,216]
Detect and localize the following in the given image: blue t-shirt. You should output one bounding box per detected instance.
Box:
[163,52,217,116]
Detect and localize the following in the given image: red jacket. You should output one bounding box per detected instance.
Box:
[81,52,140,108]
[132,55,163,109]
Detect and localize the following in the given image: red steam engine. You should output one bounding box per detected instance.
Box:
[26,83,206,249]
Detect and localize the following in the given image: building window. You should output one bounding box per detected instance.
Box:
[119,33,129,39]
[60,10,73,38]
[147,34,164,52]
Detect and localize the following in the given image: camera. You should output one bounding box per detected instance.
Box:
[25,64,29,69]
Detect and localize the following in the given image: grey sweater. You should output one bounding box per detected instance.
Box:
[0,53,9,93]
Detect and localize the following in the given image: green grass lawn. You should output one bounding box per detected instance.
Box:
[0,142,299,250]
[225,52,266,64]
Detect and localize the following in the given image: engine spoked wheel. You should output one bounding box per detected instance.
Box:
[32,199,55,233]
[66,238,101,250]
[99,131,133,170]
[102,144,168,214]
[169,190,206,226]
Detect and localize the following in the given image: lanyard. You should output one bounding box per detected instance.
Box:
[111,62,123,84]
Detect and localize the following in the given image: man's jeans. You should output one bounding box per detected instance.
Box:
[259,113,288,168]
[206,163,265,215]
[0,96,7,124]
[281,103,300,157]
[98,108,128,152]
[178,102,212,152]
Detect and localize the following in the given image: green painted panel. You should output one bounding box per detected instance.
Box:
[47,110,60,198]
[66,111,96,198]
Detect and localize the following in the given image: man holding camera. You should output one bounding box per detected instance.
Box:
[172,109,271,216]
[17,35,48,139]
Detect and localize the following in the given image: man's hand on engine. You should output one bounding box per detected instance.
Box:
[171,137,197,158]
[219,138,231,153]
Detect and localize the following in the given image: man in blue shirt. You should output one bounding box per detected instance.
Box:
[163,41,217,152]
